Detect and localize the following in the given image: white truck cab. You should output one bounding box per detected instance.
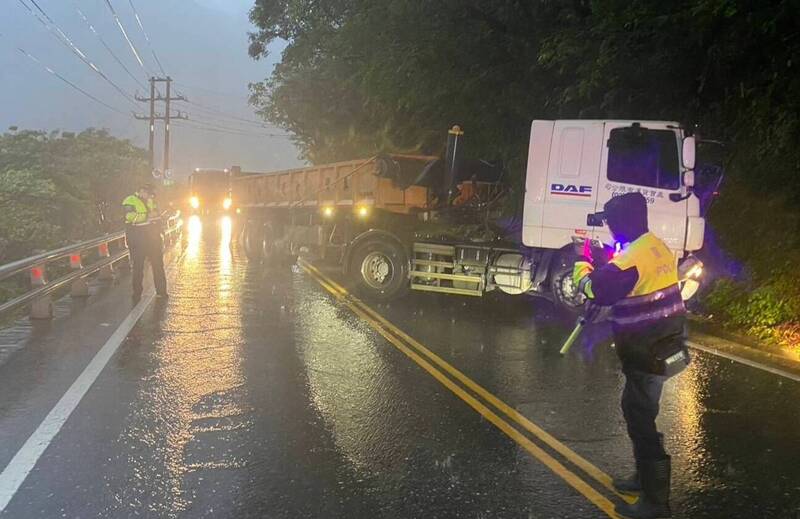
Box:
[522,120,705,257]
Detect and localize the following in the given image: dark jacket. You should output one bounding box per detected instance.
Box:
[576,193,688,375]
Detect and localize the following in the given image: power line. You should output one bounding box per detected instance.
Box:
[183,114,291,137]
[180,118,290,137]
[126,0,166,75]
[176,124,292,139]
[0,33,129,116]
[102,0,150,78]
[184,100,281,129]
[15,0,139,108]
[173,81,249,100]
[73,5,147,91]
[174,120,291,138]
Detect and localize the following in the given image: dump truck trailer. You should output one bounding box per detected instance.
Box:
[233,121,711,311]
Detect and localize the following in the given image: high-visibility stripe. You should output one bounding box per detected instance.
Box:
[614,284,681,307]
[610,301,685,325]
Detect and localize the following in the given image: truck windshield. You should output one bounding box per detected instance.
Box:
[607,128,680,190]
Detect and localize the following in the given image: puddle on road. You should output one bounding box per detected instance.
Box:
[103,216,253,518]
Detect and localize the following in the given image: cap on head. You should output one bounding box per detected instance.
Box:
[139,182,155,194]
[603,192,648,242]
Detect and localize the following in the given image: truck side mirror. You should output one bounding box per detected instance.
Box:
[682,136,696,170]
[587,213,604,227]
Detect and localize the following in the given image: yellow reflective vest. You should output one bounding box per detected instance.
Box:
[123,194,157,226]
[573,232,687,374]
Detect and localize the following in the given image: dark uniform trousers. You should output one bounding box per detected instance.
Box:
[622,369,668,462]
[127,223,166,299]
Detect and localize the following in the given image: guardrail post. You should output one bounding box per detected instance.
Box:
[97,242,115,281]
[119,234,131,271]
[69,253,90,298]
[29,264,53,319]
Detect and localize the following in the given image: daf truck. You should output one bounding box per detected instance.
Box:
[233,120,714,311]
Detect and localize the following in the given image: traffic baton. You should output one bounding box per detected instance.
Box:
[559,303,602,356]
[559,316,587,356]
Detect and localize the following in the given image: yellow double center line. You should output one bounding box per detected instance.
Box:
[299,259,631,517]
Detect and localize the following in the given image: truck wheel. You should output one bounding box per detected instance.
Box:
[550,254,585,314]
[348,239,408,301]
[241,221,263,261]
[260,222,276,264]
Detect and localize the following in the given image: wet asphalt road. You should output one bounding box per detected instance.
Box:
[0,215,799,518]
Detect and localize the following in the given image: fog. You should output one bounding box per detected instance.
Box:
[0,0,302,178]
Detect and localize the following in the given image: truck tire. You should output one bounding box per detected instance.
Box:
[260,222,276,264]
[550,253,585,314]
[241,221,263,261]
[348,239,409,301]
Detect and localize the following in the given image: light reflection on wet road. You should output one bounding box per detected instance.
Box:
[0,216,798,518]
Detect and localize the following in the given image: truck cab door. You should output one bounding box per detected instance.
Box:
[528,120,604,249]
[594,122,688,254]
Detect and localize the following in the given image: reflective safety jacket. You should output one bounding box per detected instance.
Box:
[573,232,688,374]
[122,194,157,226]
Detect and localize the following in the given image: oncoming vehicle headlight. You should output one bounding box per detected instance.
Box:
[356,205,369,218]
[190,196,200,209]
[222,197,233,210]
[322,206,334,218]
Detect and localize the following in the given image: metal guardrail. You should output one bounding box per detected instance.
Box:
[0,213,182,319]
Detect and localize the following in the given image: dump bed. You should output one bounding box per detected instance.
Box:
[232,155,438,214]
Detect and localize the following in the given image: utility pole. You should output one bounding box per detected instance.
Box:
[148,78,155,169]
[135,76,186,178]
[164,76,171,176]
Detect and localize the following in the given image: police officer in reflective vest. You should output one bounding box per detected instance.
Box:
[123,183,167,303]
[573,192,689,519]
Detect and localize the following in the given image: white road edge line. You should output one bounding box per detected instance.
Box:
[688,340,800,383]
[0,294,154,512]
[0,235,187,513]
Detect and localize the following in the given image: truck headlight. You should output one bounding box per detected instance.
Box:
[678,256,703,281]
[678,256,703,301]
[322,206,334,218]
[222,197,232,210]
[357,205,369,218]
[190,196,200,209]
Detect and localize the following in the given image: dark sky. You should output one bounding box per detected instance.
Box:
[0,0,302,177]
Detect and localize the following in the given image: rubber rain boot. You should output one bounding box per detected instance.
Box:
[615,457,672,519]
[613,469,642,495]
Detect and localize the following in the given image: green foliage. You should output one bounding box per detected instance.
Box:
[0,129,150,262]
[249,1,800,192]
[700,181,800,345]
[0,169,61,257]
[248,1,800,341]
[705,277,800,345]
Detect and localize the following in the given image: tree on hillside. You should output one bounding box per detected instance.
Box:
[248,0,800,196]
[248,0,800,341]
[0,129,150,261]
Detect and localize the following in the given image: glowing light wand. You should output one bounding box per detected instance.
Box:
[559,303,603,356]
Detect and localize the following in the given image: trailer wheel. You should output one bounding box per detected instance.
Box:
[260,222,276,264]
[241,221,263,261]
[550,254,585,314]
[348,239,408,301]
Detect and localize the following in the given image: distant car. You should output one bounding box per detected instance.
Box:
[188,168,233,215]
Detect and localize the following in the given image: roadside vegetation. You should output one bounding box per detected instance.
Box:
[248,0,800,349]
[0,128,150,302]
